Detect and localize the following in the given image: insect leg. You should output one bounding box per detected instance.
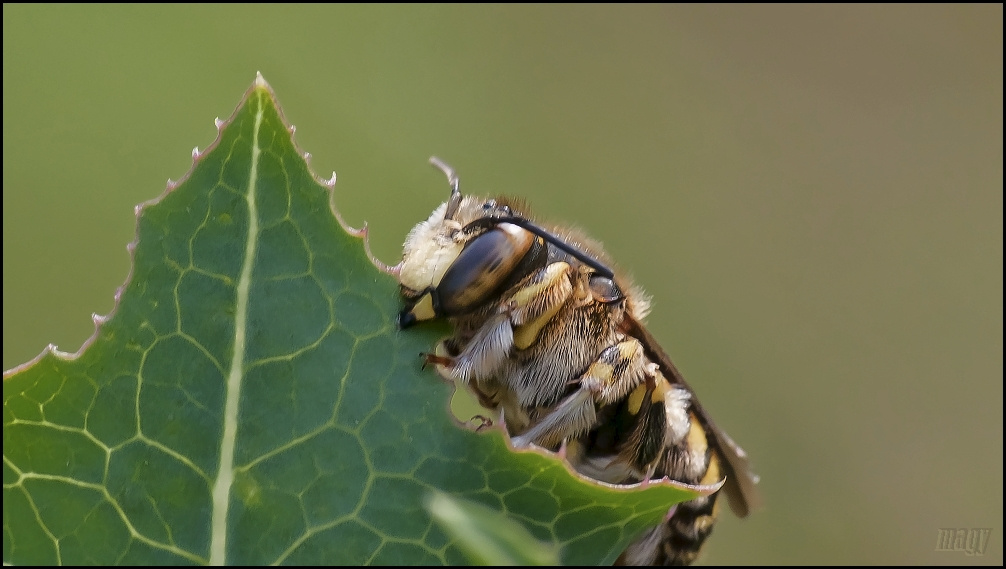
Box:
[442,261,574,383]
[506,261,573,349]
[511,339,649,449]
[444,312,514,385]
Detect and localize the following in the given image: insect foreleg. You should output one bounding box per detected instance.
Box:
[506,261,573,349]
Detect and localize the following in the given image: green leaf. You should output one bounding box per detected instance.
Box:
[3,74,708,565]
[424,491,560,565]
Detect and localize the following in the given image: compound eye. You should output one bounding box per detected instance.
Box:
[436,223,537,315]
[589,274,623,304]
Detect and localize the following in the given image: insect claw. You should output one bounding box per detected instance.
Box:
[421,353,455,370]
[470,414,494,431]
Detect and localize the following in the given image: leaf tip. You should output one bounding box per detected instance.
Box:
[254,70,270,90]
[247,72,399,283]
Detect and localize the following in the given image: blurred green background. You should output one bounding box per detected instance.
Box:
[3,4,1001,565]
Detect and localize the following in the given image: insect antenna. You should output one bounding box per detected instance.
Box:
[429,156,615,279]
[491,216,615,279]
[429,156,463,220]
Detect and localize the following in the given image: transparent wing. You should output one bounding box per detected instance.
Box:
[621,312,761,517]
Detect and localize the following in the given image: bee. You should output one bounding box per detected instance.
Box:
[397,157,759,565]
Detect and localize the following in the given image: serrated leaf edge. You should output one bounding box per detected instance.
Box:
[3,75,716,564]
[0,72,395,383]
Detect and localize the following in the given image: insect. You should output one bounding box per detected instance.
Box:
[397,157,759,565]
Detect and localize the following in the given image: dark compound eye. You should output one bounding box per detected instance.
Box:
[435,223,540,315]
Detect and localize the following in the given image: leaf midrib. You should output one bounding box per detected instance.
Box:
[209,84,265,565]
